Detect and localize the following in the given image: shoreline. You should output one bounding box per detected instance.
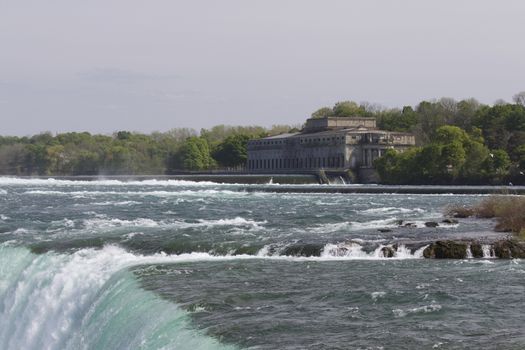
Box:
[2,175,525,194]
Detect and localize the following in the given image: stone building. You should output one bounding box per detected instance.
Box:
[246,116,415,179]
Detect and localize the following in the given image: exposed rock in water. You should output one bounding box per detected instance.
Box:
[442,218,459,224]
[492,240,525,259]
[394,220,404,226]
[470,242,484,258]
[378,228,392,233]
[282,243,324,257]
[381,246,395,258]
[424,221,439,227]
[449,207,474,218]
[423,241,468,259]
[421,239,525,259]
[404,222,417,228]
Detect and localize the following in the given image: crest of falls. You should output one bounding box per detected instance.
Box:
[0,245,235,350]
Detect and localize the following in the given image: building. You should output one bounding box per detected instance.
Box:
[246,116,415,179]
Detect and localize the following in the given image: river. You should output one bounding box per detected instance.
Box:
[0,178,523,349]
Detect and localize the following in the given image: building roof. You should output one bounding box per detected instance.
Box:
[251,127,413,142]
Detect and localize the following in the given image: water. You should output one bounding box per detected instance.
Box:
[0,177,524,349]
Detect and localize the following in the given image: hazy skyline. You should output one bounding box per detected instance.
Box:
[1,0,524,136]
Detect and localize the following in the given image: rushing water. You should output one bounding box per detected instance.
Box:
[0,177,524,349]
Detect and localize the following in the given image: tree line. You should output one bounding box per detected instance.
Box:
[0,125,296,175]
[1,92,525,184]
[310,94,525,184]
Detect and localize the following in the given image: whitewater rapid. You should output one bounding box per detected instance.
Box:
[0,177,514,349]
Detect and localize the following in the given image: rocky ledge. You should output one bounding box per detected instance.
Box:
[421,239,525,259]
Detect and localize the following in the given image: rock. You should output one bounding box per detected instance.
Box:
[394,220,404,226]
[423,240,468,259]
[469,242,484,258]
[492,240,525,259]
[283,243,324,257]
[378,228,392,233]
[442,219,458,224]
[381,246,395,258]
[451,208,474,218]
[404,222,417,228]
[424,221,439,228]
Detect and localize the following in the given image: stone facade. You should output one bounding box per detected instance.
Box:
[246,117,415,174]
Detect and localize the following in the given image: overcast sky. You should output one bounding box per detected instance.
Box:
[1,0,524,136]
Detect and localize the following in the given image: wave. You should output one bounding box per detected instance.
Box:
[80,217,265,231]
[392,304,442,317]
[23,189,248,198]
[83,217,161,229]
[361,207,425,215]
[316,218,460,231]
[0,177,224,187]
[310,218,400,232]
[92,200,142,206]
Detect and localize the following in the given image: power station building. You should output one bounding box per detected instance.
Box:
[246,117,415,177]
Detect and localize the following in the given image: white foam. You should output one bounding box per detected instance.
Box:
[24,189,248,198]
[392,304,442,317]
[362,207,425,215]
[0,177,224,187]
[482,244,495,259]
[371,291,386,301]
[92,200,142,206]
[191,217,266,229]
[466,245,473,259]
[83,218,160,229]
[319,242,426,260]
[311,218,402,233]
[350,218,399,230]
[0,189,7,195]
[123,232,144,240]
[12,228,29,235]
[81,216,265,231]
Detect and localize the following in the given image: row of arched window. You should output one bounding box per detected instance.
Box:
[247,156,345,170]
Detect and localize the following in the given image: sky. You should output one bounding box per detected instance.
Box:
[1,0,524,136]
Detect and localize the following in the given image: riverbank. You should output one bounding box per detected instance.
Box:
[3,175,525,194]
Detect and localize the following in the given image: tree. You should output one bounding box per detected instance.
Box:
[46,145,66,175]
[0,144,28,175]
[332,101,365,117]
[311,107,334,119]
[513,91,525,106]
[71,151,100,175]
[180,137,213,170]
[212,134,250,168]
[514,145,525,170]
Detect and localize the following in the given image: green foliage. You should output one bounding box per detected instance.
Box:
[376,106,418,132]
[212,134,250,168]
[180,137,213,171]
[474,103,525,153]
[375,125,510,184]
[311,107,334,119]
[0,121,302,175]
[1,94,525,181]
[333,101,366,117]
